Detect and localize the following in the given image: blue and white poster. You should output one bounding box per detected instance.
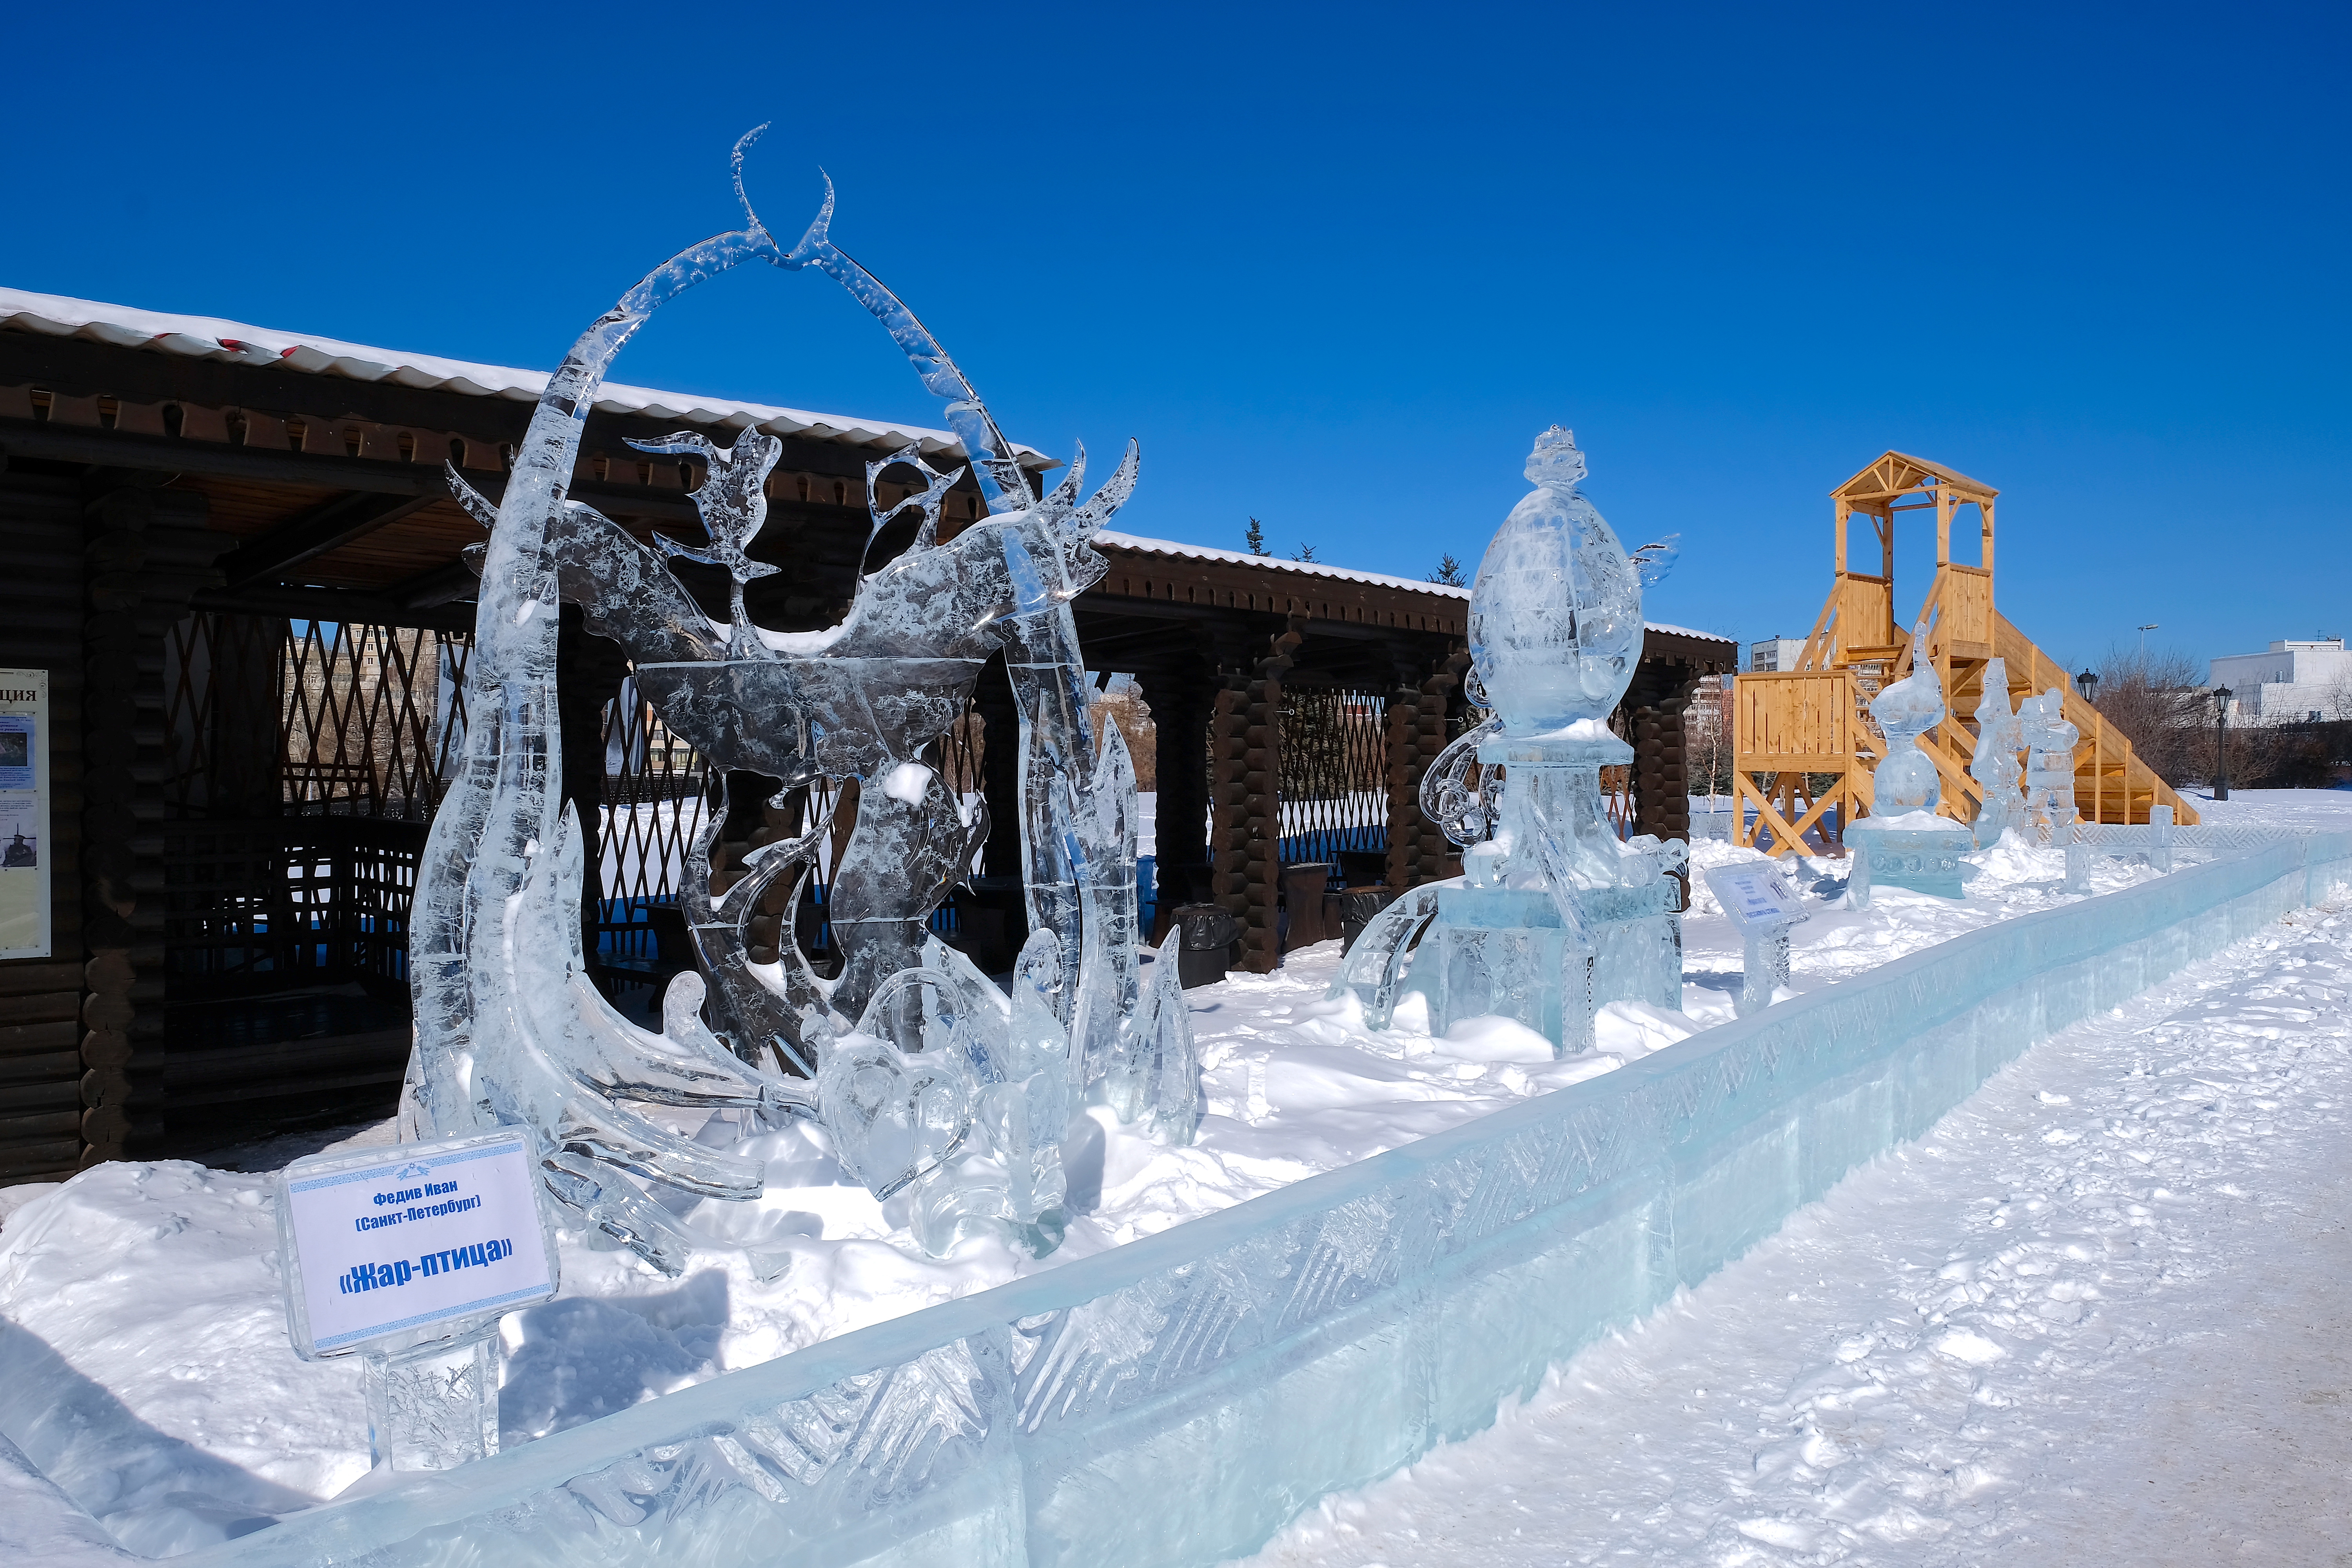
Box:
[0,671,48,960]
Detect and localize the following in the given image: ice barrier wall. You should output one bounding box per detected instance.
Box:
[171,833,2352,1568]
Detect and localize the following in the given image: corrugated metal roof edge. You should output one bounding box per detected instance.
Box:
[0,286,1058,470]
[1093,530,1732,645]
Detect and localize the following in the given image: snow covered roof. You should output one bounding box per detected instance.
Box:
[1094,530,1733,645]
[1094,529,1472,598]
[0,287,1057,469]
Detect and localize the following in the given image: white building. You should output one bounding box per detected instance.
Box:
[1748,636,1807,673]
[2207,638,2352,722]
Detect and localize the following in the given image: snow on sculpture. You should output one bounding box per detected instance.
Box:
[403,130,1196,1272]
[1334,428,1686,1053]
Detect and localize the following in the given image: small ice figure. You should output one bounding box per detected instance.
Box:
[1969,657,2024,846]
[1868,621,1949,823]
[2018,688,2080,846]
[1845,622,1973,902]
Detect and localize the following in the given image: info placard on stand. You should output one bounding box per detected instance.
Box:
[275,1128,559,1472]
[1703,864,1809,1017]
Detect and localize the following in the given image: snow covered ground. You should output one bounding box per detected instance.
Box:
[1,789,2345,1560]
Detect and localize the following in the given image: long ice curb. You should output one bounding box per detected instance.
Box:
[186,832,2352,1567]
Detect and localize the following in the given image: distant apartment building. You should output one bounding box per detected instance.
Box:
[2208,638,2351,722]
[1748,636,1806,673]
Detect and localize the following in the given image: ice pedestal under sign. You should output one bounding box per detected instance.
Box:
[1703,862,1808,1016]
[1356,428,1684,1054]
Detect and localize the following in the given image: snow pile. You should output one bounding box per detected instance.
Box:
[0,943,1704,1553]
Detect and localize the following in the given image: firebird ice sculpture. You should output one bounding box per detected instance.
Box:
[401,130,1195,1272]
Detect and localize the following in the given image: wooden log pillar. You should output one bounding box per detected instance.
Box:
[1627,666,1699,846]
[1134,658,1210,926]
[1382,691,1425,891]
[973,651,1023,880]
[1209,680,1250,949]
[1384,648,1468,889]
[0,473,88,1186]
[1627,661,1701,906]
[205,613,283,818]
[79,481,226,1163]
[1211,619,1302,974]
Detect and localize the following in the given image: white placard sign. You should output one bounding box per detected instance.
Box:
[1705,865,1807,931]
[275,1129,558,1359]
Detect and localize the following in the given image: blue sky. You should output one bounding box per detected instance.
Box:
[5,2,2344,677]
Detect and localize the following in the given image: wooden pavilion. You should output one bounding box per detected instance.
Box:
[1732,450,2193,855]
[0,290,1734,1184]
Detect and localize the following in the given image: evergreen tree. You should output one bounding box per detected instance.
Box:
[1429,553,1466,586]
[1291,543,1318,563]
[1245,517,1269,555]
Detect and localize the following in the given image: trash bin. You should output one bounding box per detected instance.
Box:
[1279,862,1332,949]
[1339,885,1398,953]
[1170,904,1243,988]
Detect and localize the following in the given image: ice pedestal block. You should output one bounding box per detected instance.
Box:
[1844,822,1975,903]
[175,831,2352,1568]
[365,1326,500,1473]
[1736,924,1792,1016]
[1426,884,1678,1051]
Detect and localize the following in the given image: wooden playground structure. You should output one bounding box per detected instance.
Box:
[1733,451,2196,856]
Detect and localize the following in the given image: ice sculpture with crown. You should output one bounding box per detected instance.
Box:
[1338,428,1685,1054]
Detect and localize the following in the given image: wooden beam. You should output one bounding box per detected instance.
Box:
[392,557,482,610]
[191,581,478,633]
[0,415,457,495]
[0,417,700,526]
[216,490,442,589]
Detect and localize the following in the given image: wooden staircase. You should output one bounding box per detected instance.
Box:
[1991,615,2194,825]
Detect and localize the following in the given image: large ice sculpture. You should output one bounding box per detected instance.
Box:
[1340,428,1685,1054]
[1844,623,1974,902]
[404,131,1197,1270]
[1968,656,2024,846]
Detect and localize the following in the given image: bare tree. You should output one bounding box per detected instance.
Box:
[1089,679,1158,791]
[2086,643,2206,786]
[1684,675,1734,799]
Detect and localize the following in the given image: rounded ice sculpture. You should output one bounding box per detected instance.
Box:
[1467,427,1643,734]
[1868,621,1949,818]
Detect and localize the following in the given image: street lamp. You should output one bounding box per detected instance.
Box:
[2075,668,2100,704]
[2212,686,2232,801]
[2137,623,2158,655]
